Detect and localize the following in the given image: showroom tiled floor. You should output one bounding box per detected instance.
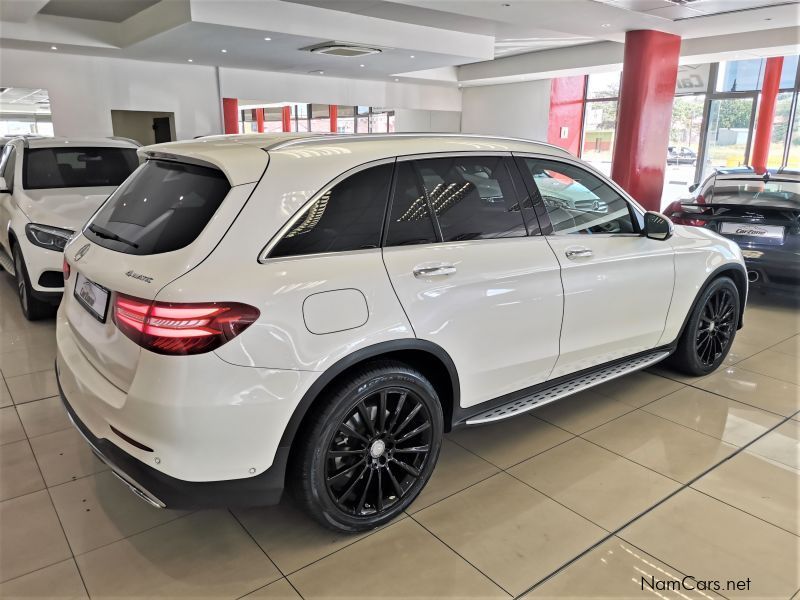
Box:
[0,275,798,600]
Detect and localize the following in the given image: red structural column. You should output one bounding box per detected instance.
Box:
[256,108,265,133]
[329,104,338,133]
[548,76,586,156]
[751,56,784,174]
[281,106,292,132]
[222,98,239,134]
[610,30,681,212]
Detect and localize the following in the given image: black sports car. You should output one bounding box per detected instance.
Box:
[666,167,800,292]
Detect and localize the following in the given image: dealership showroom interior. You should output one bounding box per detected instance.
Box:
[1,0,800,598]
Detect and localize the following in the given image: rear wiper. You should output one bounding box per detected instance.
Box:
[88,224,139,249]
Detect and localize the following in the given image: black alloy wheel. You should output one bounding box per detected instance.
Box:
[292,362,443,532]
[695,287,736,368]
[325,386,433,517]
[669,276,740,376]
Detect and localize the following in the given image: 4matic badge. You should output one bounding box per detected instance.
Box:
[126,270,153,284]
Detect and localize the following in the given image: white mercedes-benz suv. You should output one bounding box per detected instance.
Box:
[0,136,140,319]
[56,133,746,532]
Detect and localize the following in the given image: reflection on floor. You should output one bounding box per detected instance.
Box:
[1,275,798,599]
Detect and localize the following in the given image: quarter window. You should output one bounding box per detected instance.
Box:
[522,159,636,235]
[270,163,392,258]
[1,146,15,191]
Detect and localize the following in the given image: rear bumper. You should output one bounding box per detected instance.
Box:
[57,364,289,509]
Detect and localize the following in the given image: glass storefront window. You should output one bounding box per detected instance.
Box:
[663,95,706,206]
[716,59,765,92]
[702,97,756,179]
[582,100,617,175]
[787,99,800,170]
[586,72,621,99]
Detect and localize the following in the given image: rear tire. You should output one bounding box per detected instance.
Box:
[669,276,740,376]
[13,244,55,321]
[291,361,443,533]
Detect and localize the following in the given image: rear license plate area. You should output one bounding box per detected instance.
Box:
[74,272,110,323]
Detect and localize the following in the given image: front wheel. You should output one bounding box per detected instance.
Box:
[292,362,443,532]
[669,276,740,376]
[13,244,54,321]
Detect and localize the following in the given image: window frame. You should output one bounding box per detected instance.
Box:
[512,152,645,236]
[258,157,397,263]
[0,144,16,192]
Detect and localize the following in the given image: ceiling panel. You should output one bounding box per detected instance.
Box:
[40,0,160,23]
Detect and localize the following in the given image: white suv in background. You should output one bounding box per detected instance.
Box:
[0,137,140,319]
[56,133,746,532]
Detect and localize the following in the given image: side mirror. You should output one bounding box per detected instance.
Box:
[644,211,673,241]
[0,177,8,193]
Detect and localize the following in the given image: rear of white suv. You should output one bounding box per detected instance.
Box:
[57,133,746,532]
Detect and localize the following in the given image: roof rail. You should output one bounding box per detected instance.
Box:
[108,136,142,147]
[263,132,569,153]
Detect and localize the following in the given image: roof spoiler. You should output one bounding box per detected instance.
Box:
[108,136,142,147]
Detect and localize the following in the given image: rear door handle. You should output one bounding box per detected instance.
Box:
[413,263,457,278]
[565,246,593,259]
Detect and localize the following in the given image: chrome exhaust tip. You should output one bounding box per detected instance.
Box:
[747,270,760,283]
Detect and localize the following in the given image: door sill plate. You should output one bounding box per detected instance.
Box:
[466,350,670,425]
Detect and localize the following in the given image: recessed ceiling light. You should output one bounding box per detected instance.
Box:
[221,49,227,53]
[360,64,365,67]
[50,45,57,50]
[187,59,193,62]
[318,70,324,75]
[264,37,271,41]
[410,55,415,58]
[394,78,399,82]
[601,23,611,28]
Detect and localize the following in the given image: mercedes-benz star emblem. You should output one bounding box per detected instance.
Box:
[74,244,90,262]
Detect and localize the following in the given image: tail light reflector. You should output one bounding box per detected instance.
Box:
[62,258,71,281]
[113,294,259,355]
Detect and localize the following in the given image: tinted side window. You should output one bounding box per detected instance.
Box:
[23,147,138,190]
[270,163,392,258]
[385,162,438,247]
[522,159,635,235]
[415,156,527,241]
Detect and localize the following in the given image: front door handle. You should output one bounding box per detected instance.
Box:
[565,246,593,259]
[413,263,457,278]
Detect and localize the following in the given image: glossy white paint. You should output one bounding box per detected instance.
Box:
[383,237,563,407]
[56,133,746,487]
[547,233,675,378]
[0,137,139,293]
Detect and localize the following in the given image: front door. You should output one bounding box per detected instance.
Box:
[381,155,563,408]
[515,155,675,379]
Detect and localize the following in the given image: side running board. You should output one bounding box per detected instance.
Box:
[466,350,670,425]
[0,248,14,277]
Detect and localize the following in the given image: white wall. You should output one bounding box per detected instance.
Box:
[219,68,462,112]
[393,109,461,132]
[461,79,550,141]
[0,48,222,139]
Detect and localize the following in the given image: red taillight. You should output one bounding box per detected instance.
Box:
[62,258,71,281]
[113,294,259,355]
[664,198,707,227]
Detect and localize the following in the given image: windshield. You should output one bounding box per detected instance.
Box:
[83,159,230,255]
[712,179,800,207]
[23,147,139,190]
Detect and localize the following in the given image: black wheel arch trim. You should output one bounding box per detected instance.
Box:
[278,339,460,451]
[671,262,747,346]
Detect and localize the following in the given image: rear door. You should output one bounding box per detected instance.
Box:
[381,154,563,409]
[63,159,252,391]
[515,155,675,378]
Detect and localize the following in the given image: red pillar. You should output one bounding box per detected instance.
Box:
[548,76,585,156]
[222,98,239,135]
[610,30,681,212]
[329,104,338,133]
[751,56,784,174]
[256,108,265,133]
[281,106,292,132]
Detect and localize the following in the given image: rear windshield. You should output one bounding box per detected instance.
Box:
[712,179,800,207]
[23,147,139,190]
[83,160,230,255]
